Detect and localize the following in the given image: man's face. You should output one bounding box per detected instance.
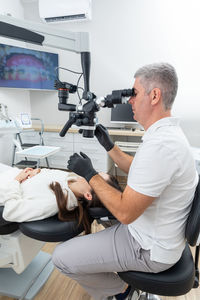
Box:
[129,78,151,126]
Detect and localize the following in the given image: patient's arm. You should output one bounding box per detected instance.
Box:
[0,176,22,205]
[108,145,133,174]
[0,169,32,206]
[0,170,57,222]
[0,168,32,205]
[15,168,34,183]
[2,194,58,222]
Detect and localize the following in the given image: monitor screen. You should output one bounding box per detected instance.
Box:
[111,103,137,125]
[0,43,58,90]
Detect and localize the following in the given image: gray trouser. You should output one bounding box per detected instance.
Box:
[52,223,173,300]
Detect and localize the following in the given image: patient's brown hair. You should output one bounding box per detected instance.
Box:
[49,175,122,234]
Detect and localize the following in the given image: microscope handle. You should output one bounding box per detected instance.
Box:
[59,116,75,137]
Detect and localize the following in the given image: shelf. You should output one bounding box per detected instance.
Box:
[115,141,141,147]
[16,146,61,159]
[115,141,141,152]
[117,147,138,152]
[31,125,144,137]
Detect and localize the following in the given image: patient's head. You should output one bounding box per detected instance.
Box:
[85,173,123,208]
[66,172,121,206]
[49,173,122,234]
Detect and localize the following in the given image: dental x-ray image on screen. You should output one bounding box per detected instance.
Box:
[0,43,58,90]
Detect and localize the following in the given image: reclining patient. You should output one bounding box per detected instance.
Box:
[0,163,121,234]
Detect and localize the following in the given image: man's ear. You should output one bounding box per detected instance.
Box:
[84,192,92,201]
[150,88,161,106]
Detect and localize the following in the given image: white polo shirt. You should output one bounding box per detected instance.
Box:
[127,117,198,264]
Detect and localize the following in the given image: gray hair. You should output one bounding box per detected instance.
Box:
[134,63,178,110]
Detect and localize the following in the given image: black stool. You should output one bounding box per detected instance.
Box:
[88,179,200,299]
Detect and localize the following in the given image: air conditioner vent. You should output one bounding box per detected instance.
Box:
[39,0,92,23]
[45,14,87,23]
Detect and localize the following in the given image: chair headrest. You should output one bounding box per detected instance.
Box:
[185,177,200,246]
[88,207,115,219]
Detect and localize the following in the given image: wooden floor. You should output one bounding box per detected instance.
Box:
[0,222,200,300]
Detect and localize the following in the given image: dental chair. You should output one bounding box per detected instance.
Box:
[0,206,84,300]
[0,179,199,300]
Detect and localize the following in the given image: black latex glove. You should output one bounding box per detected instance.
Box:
[67,152,98,182]
[95,124,114,151]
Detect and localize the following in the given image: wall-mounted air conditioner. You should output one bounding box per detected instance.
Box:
[39,0,92,23]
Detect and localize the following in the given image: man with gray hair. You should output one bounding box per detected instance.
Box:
[53,63,198,300]
[134,62,178,110]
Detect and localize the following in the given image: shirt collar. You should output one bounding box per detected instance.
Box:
[142,117,180,141]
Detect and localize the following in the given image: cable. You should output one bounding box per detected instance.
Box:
[78,87,84,91]
[76,73,83,103]
[54,66,84,103]
[55,66,83,76]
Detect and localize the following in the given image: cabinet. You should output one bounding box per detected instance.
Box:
[74,134,107,172]
[43,132,74,170]
[107,131,143,188]
[19,130,108,172]
[21,127,144,177]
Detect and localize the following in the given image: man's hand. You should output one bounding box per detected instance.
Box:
[95,124,114,151]
[67,152,97,182]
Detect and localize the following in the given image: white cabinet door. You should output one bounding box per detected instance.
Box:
[74,135,107,172]
[19,131,40,144]
[43,132,74,169]
[21,131,108,171]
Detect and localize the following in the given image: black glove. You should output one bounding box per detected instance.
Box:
[67,152,98,182]
[95,124,114,151]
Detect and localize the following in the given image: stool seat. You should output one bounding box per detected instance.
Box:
[19,215,84,242]
[21,143,39,148]
[14,160,38,169]
[118,244,195,297]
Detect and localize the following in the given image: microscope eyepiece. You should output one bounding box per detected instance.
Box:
[121,88,136,97]
[104,88,135,108]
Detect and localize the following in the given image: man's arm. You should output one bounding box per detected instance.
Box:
[67,152,155,223]
[89,174,155,224]
[108,145,133,174]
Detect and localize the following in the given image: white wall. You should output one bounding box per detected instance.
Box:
[1,0,200,156]
[24,0,200,147]
[0,0,32,164]
[0,0,24,18]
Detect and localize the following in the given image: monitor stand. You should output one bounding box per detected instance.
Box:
[121,124,136,131]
